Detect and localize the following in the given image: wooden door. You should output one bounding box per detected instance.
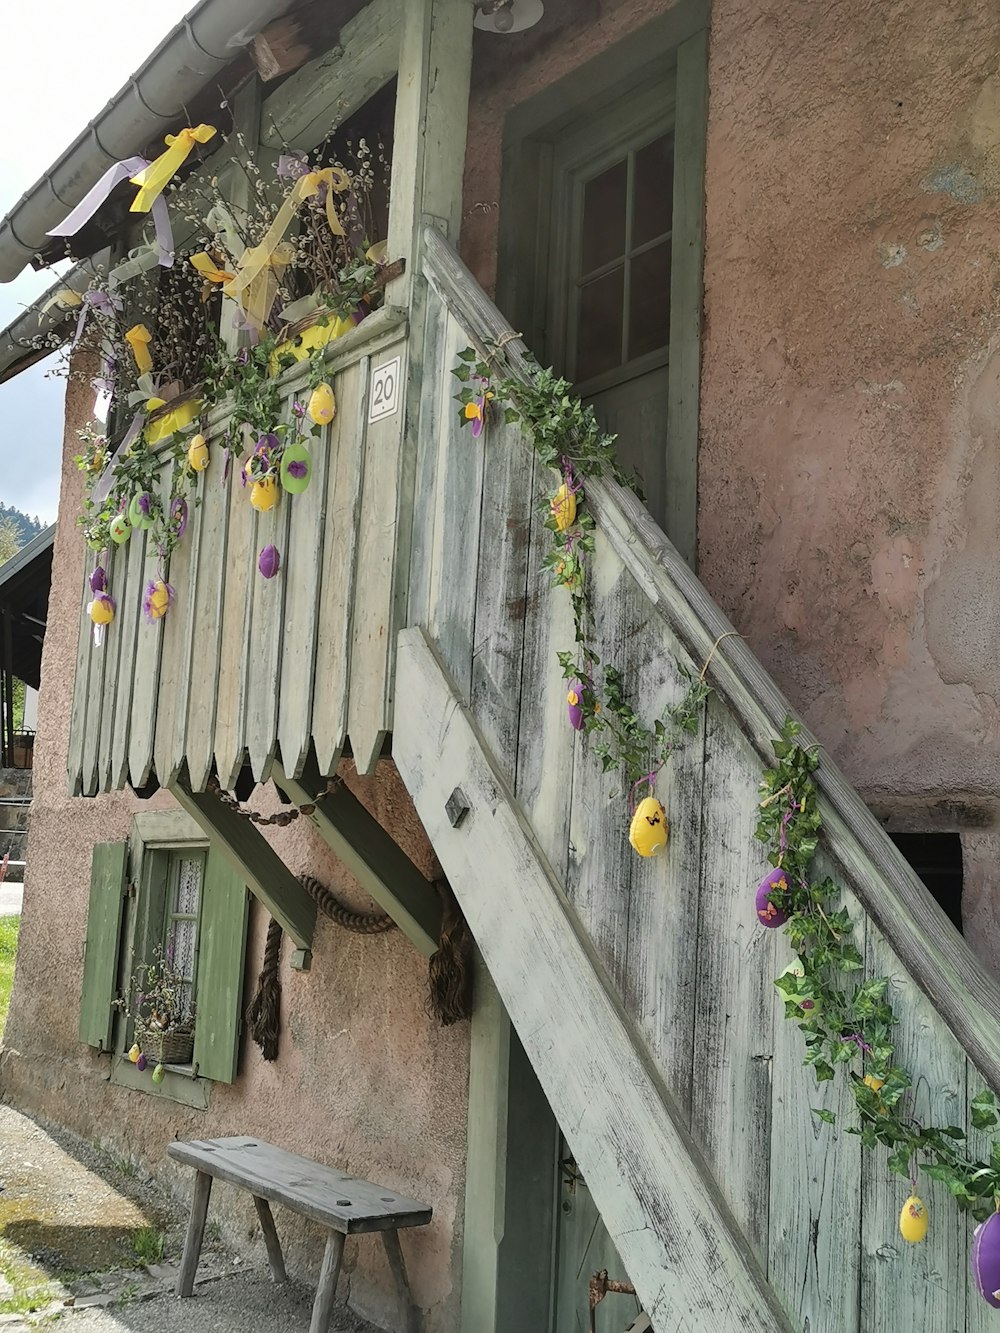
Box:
[544,82,677,533]
[553,1146,642,1333]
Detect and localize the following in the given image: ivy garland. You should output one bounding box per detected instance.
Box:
[451,348,710,795]
[757,718,1000,1228]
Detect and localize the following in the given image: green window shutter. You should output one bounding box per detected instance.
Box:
[193,847,249,1083]
[78,842,128,1050]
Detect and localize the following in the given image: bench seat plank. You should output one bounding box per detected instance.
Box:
[168,1137,432,1235]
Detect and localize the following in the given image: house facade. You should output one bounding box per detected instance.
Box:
[3,2,1000,1331]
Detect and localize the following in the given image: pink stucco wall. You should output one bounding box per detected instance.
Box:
[458,0,1000,966]
[1,363,469,1331]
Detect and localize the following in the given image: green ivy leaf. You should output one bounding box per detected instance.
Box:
[812,1108,836,1125]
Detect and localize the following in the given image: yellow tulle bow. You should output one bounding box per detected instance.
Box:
[125,324,153,374]
[190,251,236,302]
[225,167,351,326]
[130,125,217,213]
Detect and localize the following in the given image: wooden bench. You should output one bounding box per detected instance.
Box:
[168,1136,432,1333]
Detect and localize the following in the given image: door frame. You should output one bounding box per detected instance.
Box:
[496,0,709,567]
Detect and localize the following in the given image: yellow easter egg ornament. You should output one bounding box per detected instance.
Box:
[250,477,278,512]
[90,596,115,626]
[629,797,668,858]
[864,1074,885,1093]
[308,381,336,425]
[899,1195,928,1244]
[128,1043,141,1065]
[187,434,209,472]
[550,482,577,532]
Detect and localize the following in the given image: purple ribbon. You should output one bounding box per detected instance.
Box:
[277,153,309,180]
[91,411,145,504]
[73,289,123,348]
[48,157,174,268]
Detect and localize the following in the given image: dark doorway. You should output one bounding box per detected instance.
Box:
[888,832,964,934]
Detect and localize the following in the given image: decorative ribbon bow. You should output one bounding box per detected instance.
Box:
[73,289,123,348]
[224,167,350,327]
[48,157,174,267]
[129,124,217,213]
[190,251,236,302]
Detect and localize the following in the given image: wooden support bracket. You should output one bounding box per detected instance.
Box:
[272,755,442,958]
[169,775,316,954]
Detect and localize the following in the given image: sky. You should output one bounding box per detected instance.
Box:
[0,0,195,525]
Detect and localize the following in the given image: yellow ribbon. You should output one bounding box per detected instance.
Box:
[225,167,351,324]
[146,396,201,445]
[190,251,236,303]
[130,125,217,213]
[125,324,153,374]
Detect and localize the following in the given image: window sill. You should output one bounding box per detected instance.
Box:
[109,1054,211,1111]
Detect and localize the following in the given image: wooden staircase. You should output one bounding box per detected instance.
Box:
[394,227,1000,1332]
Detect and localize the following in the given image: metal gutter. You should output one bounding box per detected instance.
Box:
[0,526,56,595]
[0,258,106,387]
[0,0,295,284]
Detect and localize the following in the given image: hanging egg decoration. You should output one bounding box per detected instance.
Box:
[550,482,577,532]
[777,959,823,1019]
[151,1063,166,1085]
[90,566,107,595]
[136,1053,147,1072]
[187,433,209,472]
[170,497,188,540]
[629,796,668,858]
[308,381,336,425]
[143,578,173,622]
[129,492,155,530]
[566,681,585,731]
[280,442,312,494]
[250,477,278,512]
[899,1195,928,1244]
[128,1043,141,1065]
[109,513,132,545]
[89,594,115,627]
[972,1212,1000,1306]
[755,867,791,928]
[258,544,281,579]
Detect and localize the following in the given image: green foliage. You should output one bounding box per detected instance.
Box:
[0,915,19,1041]
[130,1226,165,1267]
[760,720,1000,1222]
[0,505,43,550]
[453,347,707,786]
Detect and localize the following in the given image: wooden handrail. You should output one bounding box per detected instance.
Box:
[420,221,1000,1095]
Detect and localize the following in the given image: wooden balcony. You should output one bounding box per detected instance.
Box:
[67,305,409,798]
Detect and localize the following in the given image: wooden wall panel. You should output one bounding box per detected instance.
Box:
[212,430,257,790]
[127,464,171,790]
[154,465,199,788]
[184,457,232,792]
[110,525,147,790]
[67,562,94,796]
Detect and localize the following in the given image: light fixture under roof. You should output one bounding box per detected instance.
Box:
[474,0,544,34]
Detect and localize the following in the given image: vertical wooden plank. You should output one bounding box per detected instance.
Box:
[348,338,406,774]
[185,446,232,792]
[405,287,448,631]
[860,922,965,1332]
[154,461,200,787]
[191,845,249,1084]
[81,545,109,797]
[665,27,708,568]
[214,430,256,789]
[98,539,128,791]
[688,699,774,1263]
[111,523,147,789]
[128,462,171,789]
[67,562,94,796]
[312,357,366,776]
[78,841,128,1050]
[246,395,294,783]
[767,875,863,1332]
[965,1059,996,1333]
[468,419,533,769]
[425,314,485,695]
[277,392,332,780]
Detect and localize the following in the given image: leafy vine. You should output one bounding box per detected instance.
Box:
[757,718,1000,1222]
[452,348,709,793]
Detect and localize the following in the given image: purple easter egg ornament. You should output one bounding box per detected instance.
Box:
[258,544,281,579]
[136,1053,147,1072]
[566,681,585,731]
[755,867,791,928]
[170,497,188,539]
[973,1213,1000,1307]
[89,566,107,594]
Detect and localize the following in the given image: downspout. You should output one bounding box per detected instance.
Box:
[0,0,295,284]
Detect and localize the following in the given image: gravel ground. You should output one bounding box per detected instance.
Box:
[0,1105,379,1333]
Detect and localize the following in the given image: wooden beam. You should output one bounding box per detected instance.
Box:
[261,0,398,150]
[271,756,441,957]
[393,627,793,1333]
[169,776,316,954]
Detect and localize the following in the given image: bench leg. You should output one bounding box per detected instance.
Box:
[176,1170,213,1298]
[382,1229,419,1333]
[252,1195,287,1283]
[309,1230,346,1333]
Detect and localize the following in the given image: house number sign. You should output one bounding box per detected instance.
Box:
[369,356,401,422]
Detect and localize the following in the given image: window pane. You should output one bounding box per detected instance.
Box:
[628,242,672,361]
[576,266,625,382]
[632,134,675,248]
[168,918,198,991]
[174,858,202,916]
[580,159,627,273]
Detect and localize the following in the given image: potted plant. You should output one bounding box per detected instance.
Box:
[123,945,196,1066]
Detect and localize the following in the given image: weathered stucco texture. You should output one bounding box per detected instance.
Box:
[2,364,468,1332]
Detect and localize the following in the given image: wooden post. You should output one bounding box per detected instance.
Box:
[308,1231,346,1333]
[169,774,316,954]
[381,1230,418,1333]
[272,756,441,957]
[2,609,13,768]
[252,1195,287,1283]
[176,1170,213,1298]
